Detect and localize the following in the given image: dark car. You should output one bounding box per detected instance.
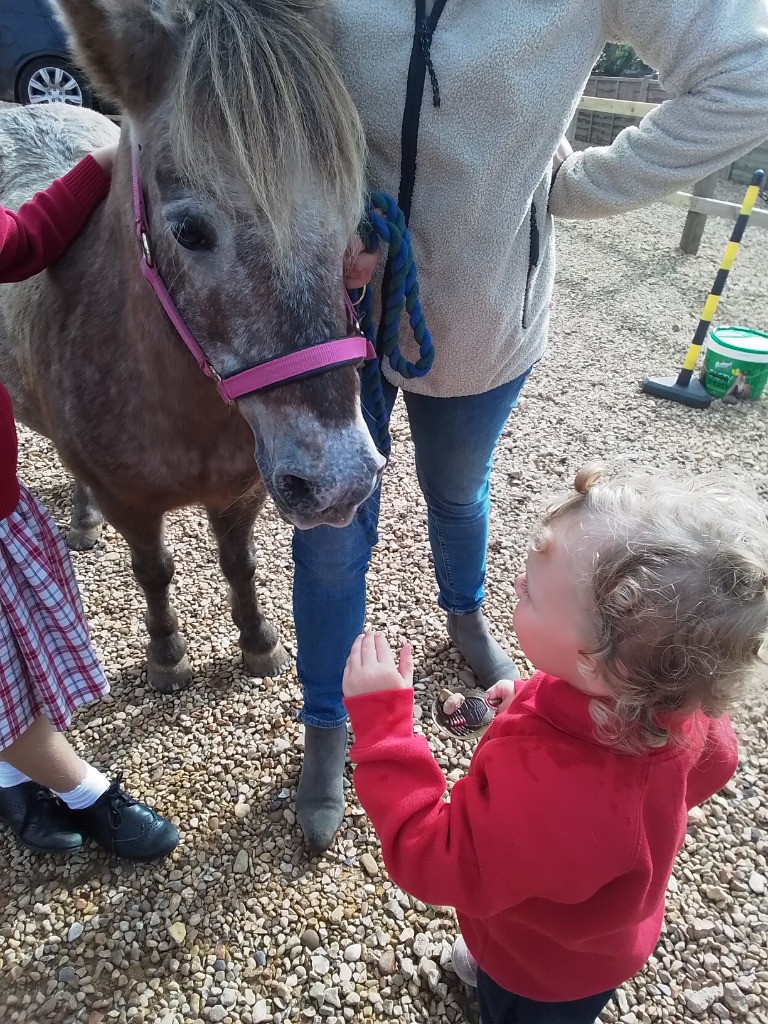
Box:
[0,0,99,108]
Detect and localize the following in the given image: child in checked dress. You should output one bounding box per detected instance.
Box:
[0,148,178,860]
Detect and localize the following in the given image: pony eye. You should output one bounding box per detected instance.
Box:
[171,216,214,251]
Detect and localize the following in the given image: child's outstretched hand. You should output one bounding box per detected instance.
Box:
[484,678,518,713]
[342,631,413,698]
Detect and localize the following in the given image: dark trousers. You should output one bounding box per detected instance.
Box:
[477,968,615,1024]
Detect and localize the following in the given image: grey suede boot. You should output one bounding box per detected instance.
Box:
[447,609,519,690]
[296,724,348,853]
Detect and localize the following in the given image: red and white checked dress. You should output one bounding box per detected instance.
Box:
[0,158,112,750]
[0,482,109,750]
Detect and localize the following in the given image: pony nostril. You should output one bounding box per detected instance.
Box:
[275,473,316,510]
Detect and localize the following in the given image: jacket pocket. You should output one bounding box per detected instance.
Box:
[521,200,541,331]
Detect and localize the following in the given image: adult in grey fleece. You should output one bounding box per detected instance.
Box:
[295,0,768,856]
[332,0,768,397]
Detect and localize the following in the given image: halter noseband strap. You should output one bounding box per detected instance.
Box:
[131,145,376,403]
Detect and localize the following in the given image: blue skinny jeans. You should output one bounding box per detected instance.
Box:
[292,369,531,727]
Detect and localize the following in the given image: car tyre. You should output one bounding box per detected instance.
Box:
[16,57,94,109]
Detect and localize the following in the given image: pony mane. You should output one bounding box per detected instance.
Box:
[170,0,366,250]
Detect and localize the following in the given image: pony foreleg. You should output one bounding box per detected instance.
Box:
[108,507,193,693]
[207,500,290,678]
[67,479,104,551]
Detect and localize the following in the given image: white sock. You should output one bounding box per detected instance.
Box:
[53,764,110,810]
[0,762,32,788]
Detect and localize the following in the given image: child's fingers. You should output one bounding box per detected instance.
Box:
[397,644,414,684]
[486,678,517,710]
[348,633,364,668]
[373,631,394,663]
[360,630,378,662]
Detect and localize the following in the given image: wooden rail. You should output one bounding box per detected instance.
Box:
[576,95,657,118]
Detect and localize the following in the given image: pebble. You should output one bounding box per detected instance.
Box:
[301,929,321,950]
[324,987,341,1008]
[67,923,84,943]
[360,853,379,877]
[378,949,397,976]
[685,986,722,1015]
[208,1007,227,1023]
[722,982,749,1015]
[252,1002,270,1024]
[312,955,331,977]
[418,957,440,991]
[233,850,249,874]
[748,871,765,894]
[344,943,362,962]
[690,918,717,939]
[168,922,186,945]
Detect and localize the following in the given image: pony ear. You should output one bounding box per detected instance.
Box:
[52,0,177,114]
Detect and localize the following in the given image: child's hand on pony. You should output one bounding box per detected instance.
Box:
[342,631,413,698]
[91,144,118,174]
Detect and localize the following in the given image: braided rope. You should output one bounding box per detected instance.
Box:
[353,192,435,544]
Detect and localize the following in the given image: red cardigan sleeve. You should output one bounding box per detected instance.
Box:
[0,154,110,283]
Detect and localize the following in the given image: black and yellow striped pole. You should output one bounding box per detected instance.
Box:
[642,168,766,408]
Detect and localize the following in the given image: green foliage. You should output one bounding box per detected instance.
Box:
[593,43,653,77]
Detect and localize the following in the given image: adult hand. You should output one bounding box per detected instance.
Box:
[553,137,573,173]
[91,144,118,174]
[485,678,517,713]
[344,235,381,290]
[342,631,414,698]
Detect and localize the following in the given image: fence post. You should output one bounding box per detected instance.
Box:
[679,171,720,255]
[565,114,578,146]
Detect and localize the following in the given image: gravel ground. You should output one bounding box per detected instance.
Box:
[2,183,767,1024]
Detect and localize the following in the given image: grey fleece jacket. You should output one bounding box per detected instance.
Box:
[331,0,768,398]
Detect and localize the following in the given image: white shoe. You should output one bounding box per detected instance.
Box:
[450,935,478,987]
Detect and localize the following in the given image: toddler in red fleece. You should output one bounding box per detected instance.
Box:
[342,464,768,1024]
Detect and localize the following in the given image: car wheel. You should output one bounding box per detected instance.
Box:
[17,57,94,109]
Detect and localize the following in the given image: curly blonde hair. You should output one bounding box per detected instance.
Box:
[535,463,768,751]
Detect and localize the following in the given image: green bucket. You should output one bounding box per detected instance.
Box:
[703,326,768,400]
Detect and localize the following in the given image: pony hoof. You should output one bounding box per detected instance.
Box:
[67,526,102,551]
[242,642,291,678]
[147,656,194,693]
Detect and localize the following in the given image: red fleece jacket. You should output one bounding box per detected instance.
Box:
[0,155,110,519]
[345,672,738,1001]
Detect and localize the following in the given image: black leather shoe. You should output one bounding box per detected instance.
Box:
[0,781,83,853]
[67,773,179,861]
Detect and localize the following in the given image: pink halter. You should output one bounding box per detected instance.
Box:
[131,146,375,403]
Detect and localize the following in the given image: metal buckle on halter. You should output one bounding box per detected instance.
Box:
[140,230,153,268]
[345,286,366,336]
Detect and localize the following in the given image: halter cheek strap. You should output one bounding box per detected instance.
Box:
[131,146,376,403]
